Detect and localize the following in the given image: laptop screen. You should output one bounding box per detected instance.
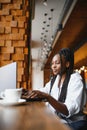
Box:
[0,62,17,93]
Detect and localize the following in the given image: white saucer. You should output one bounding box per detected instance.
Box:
[0,99,26,106]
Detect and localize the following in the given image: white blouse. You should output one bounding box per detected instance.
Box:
[39,72,86,118]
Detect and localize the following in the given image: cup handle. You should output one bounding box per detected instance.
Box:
[0,91,5,99]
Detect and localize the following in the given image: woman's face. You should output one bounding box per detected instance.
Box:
[51,54,69,75]
[51,54,61,75]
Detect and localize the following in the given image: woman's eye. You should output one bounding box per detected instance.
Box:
[51,62,60,65]
[55,62,60,64]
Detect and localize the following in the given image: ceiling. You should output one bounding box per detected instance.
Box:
[31,0,67,68]
[31,0,87,70]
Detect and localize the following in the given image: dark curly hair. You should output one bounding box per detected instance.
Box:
[58,48,74,102]
[59,48,74,76]
[50,48,74,102]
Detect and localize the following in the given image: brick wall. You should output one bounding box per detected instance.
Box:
[0,0,31,89]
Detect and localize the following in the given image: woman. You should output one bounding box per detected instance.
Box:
[23,48,87,129]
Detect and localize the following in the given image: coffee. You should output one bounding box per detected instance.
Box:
[0,88,22,103]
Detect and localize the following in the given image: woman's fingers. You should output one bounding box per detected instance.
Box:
[27,91,38,98]
[29,90,45,98]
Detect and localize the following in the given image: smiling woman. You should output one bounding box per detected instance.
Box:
[23,48,87,130]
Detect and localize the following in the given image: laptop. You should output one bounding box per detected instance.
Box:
[0,62,17,95]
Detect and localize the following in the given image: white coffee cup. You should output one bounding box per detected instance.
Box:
[0,88,23,103]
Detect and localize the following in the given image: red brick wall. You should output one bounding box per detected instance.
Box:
[0,0,31,89]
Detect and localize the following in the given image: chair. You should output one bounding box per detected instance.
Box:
[69,120,87,130]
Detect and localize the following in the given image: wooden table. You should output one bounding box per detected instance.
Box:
[83,106,87,117]
[0,101,71,130]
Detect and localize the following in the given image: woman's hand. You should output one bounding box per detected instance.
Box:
[22,89,49,100]
[28,90,49,99]
[21,88,30,99]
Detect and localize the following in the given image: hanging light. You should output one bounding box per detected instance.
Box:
[43,0,47,6]
[50,9,54,41]
[39,8,56,68]
[51,35,54,41]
